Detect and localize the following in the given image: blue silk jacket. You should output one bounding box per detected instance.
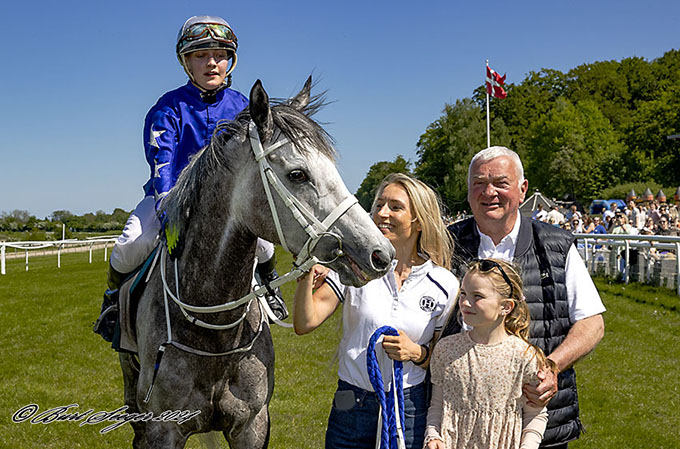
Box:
[142,82,248,200]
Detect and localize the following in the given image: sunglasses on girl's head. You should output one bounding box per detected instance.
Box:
[181,23,236,43]
[477,259,514,299]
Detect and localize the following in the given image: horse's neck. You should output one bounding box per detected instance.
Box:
[175,185,258,305]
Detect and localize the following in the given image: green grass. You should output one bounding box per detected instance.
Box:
[1,250,679,448]
[570,278,680,449]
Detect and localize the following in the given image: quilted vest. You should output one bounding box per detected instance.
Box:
[442,216,582,446]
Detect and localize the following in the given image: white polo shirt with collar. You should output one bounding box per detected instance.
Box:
[476,213,606,323]
[327,259,459,391]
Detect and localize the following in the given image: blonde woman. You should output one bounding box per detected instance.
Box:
[294,173,459,449]
[425,259,555,449]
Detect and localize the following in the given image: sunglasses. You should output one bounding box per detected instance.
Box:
[181,23,236,44]
[476,259,514,299]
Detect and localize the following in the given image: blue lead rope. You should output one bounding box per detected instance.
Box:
[366,326,406,449]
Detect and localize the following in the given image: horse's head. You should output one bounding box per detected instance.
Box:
[238,77,394,286]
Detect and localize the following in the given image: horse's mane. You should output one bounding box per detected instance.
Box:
[160,92,336,244]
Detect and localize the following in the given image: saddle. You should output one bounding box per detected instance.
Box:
[106,246,159,354]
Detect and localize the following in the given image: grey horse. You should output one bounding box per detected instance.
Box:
[119,78,395,448]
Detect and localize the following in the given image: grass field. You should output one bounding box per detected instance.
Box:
[0,249,678,448]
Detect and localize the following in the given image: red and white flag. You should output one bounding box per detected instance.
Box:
[486,65,507,99]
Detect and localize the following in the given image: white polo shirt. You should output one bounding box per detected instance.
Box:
[327,260,459,391]
[476,214,606,322]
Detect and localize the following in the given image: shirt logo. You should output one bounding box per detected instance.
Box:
[419,296,436,312]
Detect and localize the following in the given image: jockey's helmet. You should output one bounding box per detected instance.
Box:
[176,16,238,88]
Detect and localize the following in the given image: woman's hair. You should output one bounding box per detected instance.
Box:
[465,259,557,372]
[372,173,453,270]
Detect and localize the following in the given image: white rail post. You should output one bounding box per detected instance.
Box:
[676,242,680,296]
[89,242,93,264]
[104,242,108,261]
[25,249,29,271]
[583,238,590,272]
[624,239,630,284]
[646,245,653,283]
[1,243,5,275]
[57,243,61,268]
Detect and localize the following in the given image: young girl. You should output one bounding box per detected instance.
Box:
[425,259,556,449]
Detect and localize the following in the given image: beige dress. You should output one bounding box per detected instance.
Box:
[429,332,541,449]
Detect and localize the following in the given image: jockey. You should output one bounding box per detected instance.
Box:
[95,16,288,342]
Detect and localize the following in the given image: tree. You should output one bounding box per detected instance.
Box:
[50,210,74,223]
[480,69,570,158]
[0,210,35,232]
[355,155,411,211]
[625,92,680,185]
[415,98,510,212]
[567,60,633,130]
[526,98,624,202]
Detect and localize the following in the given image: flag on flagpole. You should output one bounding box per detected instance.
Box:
[486,64,507,99]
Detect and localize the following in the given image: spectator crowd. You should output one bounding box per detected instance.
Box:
[532,200,680,237]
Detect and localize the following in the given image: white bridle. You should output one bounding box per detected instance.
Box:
[158,121,360,333]
[249,121,359,268]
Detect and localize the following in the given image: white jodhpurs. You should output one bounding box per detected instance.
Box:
[110,196,161,274]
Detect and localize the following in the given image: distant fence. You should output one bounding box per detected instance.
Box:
[574,233,680,295]
[0,237,117,275]
[3,233,680,295]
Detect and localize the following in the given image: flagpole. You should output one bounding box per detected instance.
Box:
[486,60,491,148]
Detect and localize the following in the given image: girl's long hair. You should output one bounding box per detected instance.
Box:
[372,173,453,269]
[465,259,557,372]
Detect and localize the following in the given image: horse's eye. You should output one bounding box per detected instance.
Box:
[287,169,308,184]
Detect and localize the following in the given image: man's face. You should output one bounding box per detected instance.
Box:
[468,156,528,228]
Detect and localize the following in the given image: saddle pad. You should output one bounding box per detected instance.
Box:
[118,246,160,354]
[118,275,139,353]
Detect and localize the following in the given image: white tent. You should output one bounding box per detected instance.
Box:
[520,190,555,218]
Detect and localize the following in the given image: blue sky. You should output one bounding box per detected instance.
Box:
[2,0,679,219]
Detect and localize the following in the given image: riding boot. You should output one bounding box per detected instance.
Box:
[255,254,289,322]
[93,264,127,342]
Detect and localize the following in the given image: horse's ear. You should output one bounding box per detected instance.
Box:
[289,76,312,111]
[249,80,273,141]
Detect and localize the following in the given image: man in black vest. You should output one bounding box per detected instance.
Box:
[441,147,605,449]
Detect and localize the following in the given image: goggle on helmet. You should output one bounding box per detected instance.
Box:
[176,16,238,88]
